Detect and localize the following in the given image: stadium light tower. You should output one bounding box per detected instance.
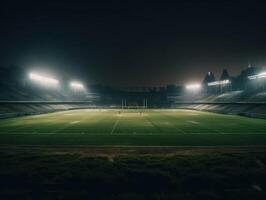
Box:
[70,81,85,90]
[29,72,59,86]
[248,71,266,91]
[207,79,231,93]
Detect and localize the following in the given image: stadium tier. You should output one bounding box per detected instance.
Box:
[1,66,266,119]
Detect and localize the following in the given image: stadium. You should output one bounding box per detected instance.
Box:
[1,1,266,200]
[1,64,266,199]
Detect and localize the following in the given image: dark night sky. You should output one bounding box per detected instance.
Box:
[1,0,266,87]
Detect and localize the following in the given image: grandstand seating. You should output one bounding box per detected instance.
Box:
[173,103,266,119]
[0,103,96,119]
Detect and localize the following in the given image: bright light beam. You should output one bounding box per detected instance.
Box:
[248,72,266,80]
[186,84,201,90]
[70,81,84,90]
[29,73,59,85]
[208,80,230,86]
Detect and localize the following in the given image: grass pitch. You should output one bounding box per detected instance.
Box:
[1,109,266,199]
[0,109,266,146]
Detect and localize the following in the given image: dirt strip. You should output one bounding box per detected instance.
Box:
[1,145,266,157]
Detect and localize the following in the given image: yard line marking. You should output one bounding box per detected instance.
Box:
[110,116,121,134]
[187,120,200,125]
[187,120,223,134]
[70,121,80,124]
[159,113,186,134]
[143,115,162,134]
[53,124,72,133]
[54,110,93,133]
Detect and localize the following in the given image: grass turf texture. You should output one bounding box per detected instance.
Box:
[0,109,266,146]
[1,148,266,199]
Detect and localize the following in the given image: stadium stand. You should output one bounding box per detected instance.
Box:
[200,91,266,102]
[173,102,266,119]
[172,91,266,119]
[1,66,266,119]
[0,102,97,119]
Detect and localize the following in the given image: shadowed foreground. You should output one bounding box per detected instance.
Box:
[1,147,266,199]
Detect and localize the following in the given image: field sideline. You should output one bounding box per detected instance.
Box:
[0,109,266,146]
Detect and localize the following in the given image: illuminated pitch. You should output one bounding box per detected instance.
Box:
[0,109,266,146]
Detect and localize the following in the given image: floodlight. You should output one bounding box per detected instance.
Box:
[70,81,84,90]
[186,84,201,90]
[259,72,266,78]
[248,75,257,80]
[248,72,266,80]
[29,73,59,85]
[208,80,230,86]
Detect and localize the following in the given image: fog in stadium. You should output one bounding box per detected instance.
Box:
[1,1,266,200]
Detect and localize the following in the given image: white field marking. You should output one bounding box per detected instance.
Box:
[53,122,76,133]
[187,120,200,125]
[144,113,187,134]
[70,121,80,124]
[187,120,223,134]
[110,116,121,134]
[155,113,187,134]
[173,126,186,134]
[140,113,149,116]
[116,113,149,117]
[161,112,221,134]
[161,121,170,125]
[251,184,262,192]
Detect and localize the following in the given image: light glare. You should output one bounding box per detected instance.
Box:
[186,84,201,90]
[208,80,230,86]
[248,72,266,80]
[70,81,84,89]
[29,73,59,85]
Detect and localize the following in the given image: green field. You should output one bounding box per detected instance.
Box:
[0,109,266,146]
[1,109,266,199]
